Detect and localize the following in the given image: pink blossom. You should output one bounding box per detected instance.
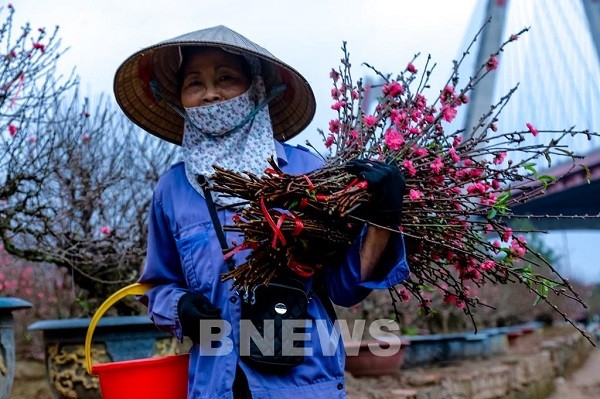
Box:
[452,136,462,147]
[330,100,346,111]
[100,225,111,235]
[28,135,37,143]
[429,157,444,173]
[397,289,410,302]
[510,238,526,257]
[459,94,469,104]
[526,122,539,136]
[407,63,417,73]
[480,260,495,271]
[362,115,377,128]
[441,105,457,122]
[383,129,404,151]
[467,182,487,195]
[431,175,445,185]
[468,168,484,179]
[411,109,422,122]
[330,87,341,100]
[448,147,461,163]
[382,81,404,97]
[329,69,340,82]
[460,266,481,281]
[486,55,499,71]
[481,193,497,206]
[408,126,420,135]
[444,293,466,309]
[403,160,416,176]
[493,151,507,165]
[409,189,423,200]
[8,124,18,137]
[324,135,335,148]
[501,227,513,242]
[32,42,46,53]
[349,130,359,139]
[413,147,427,157]
[440,85,455,105]
[491,179,500,190]
[444,293,458,304]
[424,114,435,124]
[328,119,340,133]
[391,112,407,129]
[414,94,427,110]
[351,90,359,100]
[82,133,90,142]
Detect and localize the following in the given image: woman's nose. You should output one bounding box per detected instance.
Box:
[202,85,222,104]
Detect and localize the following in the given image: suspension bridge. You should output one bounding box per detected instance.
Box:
[459,0,600,230]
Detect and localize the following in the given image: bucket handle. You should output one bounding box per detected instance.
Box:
[84,282,154,374]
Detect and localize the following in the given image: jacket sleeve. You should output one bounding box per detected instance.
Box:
[324,226,410,307]
[138,191,188,341]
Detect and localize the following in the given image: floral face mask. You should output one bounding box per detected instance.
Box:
[182,76,277,205]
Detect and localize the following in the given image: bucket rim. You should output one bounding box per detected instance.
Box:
[92,353,190,373]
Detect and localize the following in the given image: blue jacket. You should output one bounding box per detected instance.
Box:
[139,141,410,399]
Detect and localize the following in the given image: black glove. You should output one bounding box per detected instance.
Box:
[177,292,222,343]
[346,159,405,227]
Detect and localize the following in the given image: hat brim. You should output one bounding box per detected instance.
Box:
[114,26,316,145]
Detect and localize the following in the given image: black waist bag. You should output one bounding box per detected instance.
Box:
[240,278,309,370]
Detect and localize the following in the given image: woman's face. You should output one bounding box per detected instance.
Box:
[180,47,251,108]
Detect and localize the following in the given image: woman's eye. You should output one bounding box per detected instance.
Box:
[218,75,233,82]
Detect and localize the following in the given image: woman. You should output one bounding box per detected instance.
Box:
[113,25,409,399]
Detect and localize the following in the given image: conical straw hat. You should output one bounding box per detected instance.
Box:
[114,25,316,145]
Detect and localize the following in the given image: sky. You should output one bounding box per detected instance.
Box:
[8,0,600,284]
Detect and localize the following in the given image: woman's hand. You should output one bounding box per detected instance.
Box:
[178,292,222,343]
[346,160,405,227]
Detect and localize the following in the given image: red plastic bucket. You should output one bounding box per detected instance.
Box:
[93,354,189,399]
[85,283,189,399]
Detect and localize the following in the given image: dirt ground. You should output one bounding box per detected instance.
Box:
[10,360,52,399]
[9,331,600,399]
[547,346,600,399]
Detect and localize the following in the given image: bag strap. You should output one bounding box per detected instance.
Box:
[198,175,235,272]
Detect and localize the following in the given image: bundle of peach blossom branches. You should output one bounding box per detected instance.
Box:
[210,23,599,338]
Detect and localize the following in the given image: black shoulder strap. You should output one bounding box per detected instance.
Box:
[198,175,235,272]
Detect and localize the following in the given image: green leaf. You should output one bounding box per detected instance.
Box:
[523,163,537,175]
[487,209,497,220]
[420,284,435,293]
[539,283,549,298]
[496,191,510,206]
[538,174,557,189]
[533,282,549,306]
[544,152,552,167]
[583,165,592,184]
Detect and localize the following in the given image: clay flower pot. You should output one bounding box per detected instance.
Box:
[344,338,408,377]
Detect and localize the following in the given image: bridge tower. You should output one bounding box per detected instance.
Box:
[582,0,600,62]
[462,0,509,139]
